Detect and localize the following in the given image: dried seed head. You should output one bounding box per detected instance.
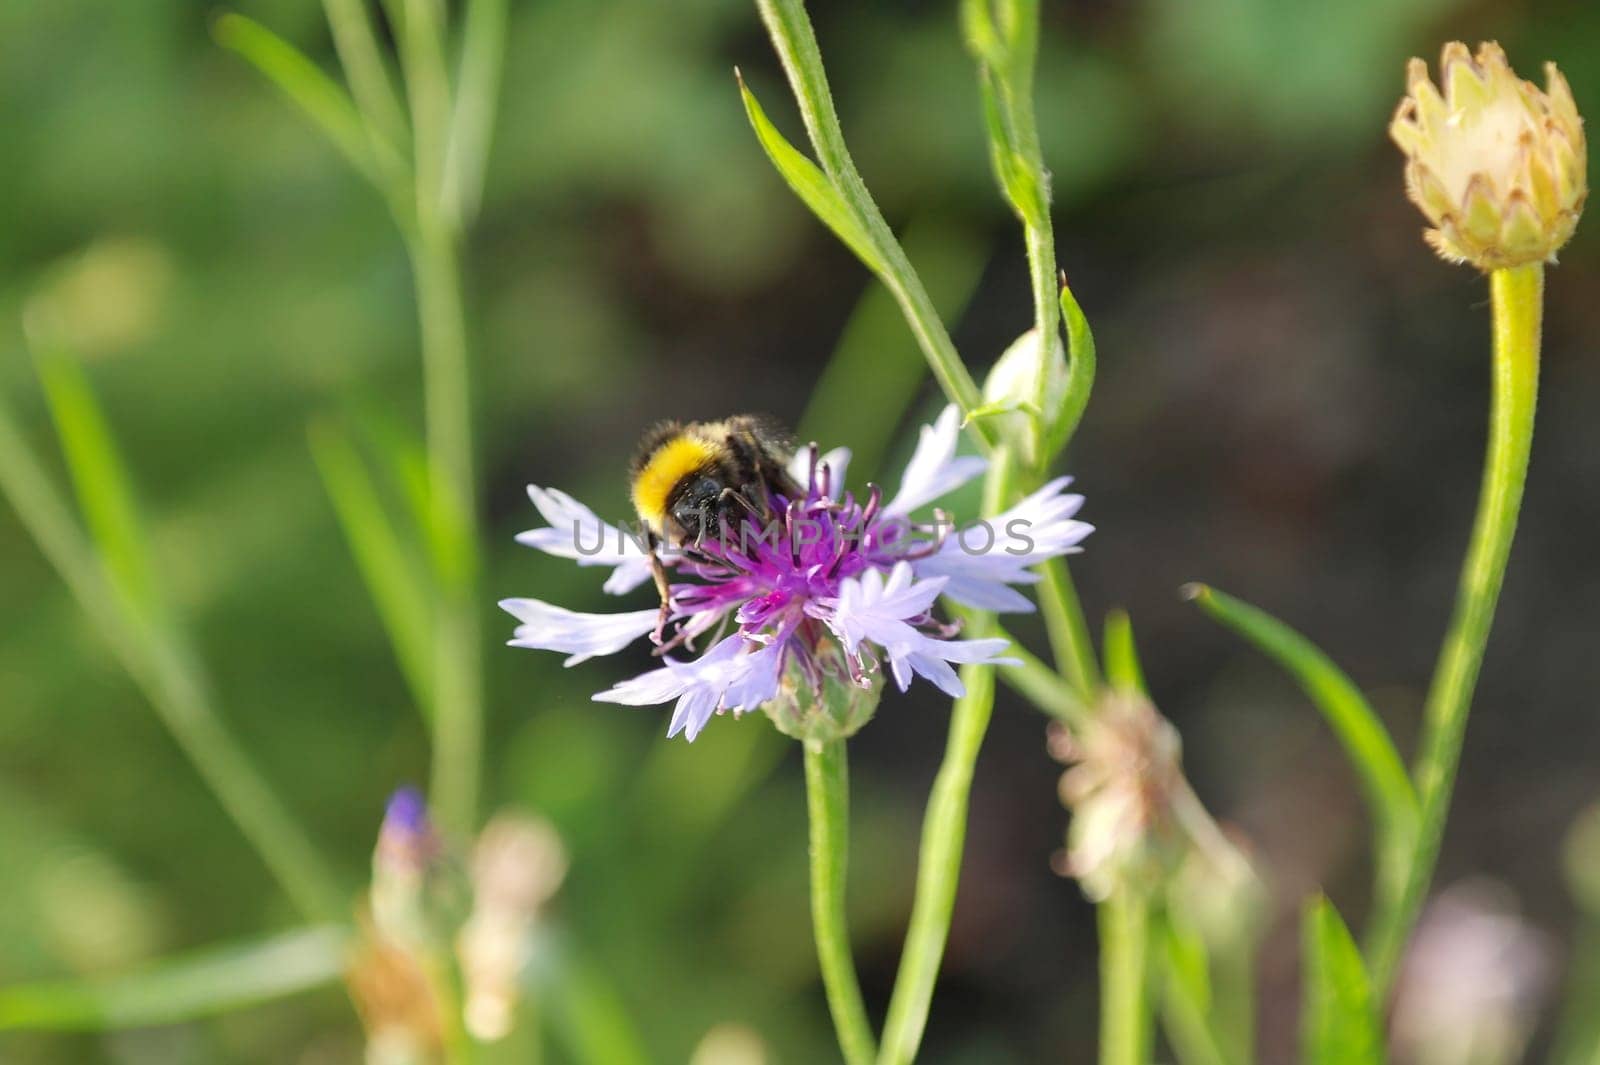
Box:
[1051,692,1184,901]
[1391,42,1586,270]
[346,912,444,1063]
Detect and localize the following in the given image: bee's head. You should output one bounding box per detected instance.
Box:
[631,424,719,542]
[666,474,726,543]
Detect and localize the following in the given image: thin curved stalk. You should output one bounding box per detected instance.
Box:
[1369,263,1543,994]
[0,394,347,924]
[753,0,991,448]
[995,629,1090,727]
[804,740,878,1065]
[394,0,488,837]
[1040,555,1101,696]
[877,446,1015,1064]
[408,220,484,838]
[1185,583,1418,927]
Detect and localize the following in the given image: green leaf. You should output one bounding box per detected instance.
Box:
[213,13,393,190]
[344,405,436,550]
[1102,608,1146,695]
[1301,898,1384,1065]
[1159,920,1231,1065]
[959,0,1007,69]
[30,348,161,619]
[737,74,889,278]
[0,926,349,1031]
[309,420,436,720]
[965,397,1041,425]
[1044,280,1097,458]
[1184,584,1417,916]
[975,73,1043,227]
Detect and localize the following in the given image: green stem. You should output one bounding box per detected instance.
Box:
[877,447,1014,1065]
[1040,555,1101,697]
[1369,263,1543,994]
[995,628,1090,727]
[1099,891,1153,1065]
[398,0,454,220]
[985,0,1059,462]
[0,398,347,925]
[984,0,1106,705]
[392,0,487,839]
[321,0,409,154]
[423,952,480,1065]
[1212,934,1255,1065]
[443,0,508,226]
[754,0,992,450]
[408,221,484,839]
[804,740,878,1065]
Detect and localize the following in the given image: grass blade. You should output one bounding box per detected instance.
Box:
[1301,897,1384,1065]
[30,347,160,619]
[443,0,508,225]
[1102,608,1146,695]
[0,926,348,1031]
[309,420,436,720]
[0,375,347,924]
[1158,920,1231,1065]
[213,13,391,189]
[1184,583,1417,920]
[320,0,409,151]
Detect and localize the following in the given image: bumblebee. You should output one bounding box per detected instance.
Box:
[630,415,801,641]
[630,415,800,546]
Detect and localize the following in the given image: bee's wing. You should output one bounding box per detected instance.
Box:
[724,413,802,499]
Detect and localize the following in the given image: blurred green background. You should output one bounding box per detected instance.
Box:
[2,0,1598,1061]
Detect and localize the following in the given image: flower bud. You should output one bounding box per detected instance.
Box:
[1391,42,1587,270]
[370,788,470,952]
[981,327,1063,468]
[762,636,881,747]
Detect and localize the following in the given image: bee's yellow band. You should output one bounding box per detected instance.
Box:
[631,435,716,529]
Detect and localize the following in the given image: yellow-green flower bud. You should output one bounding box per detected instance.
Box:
[1390,42,1587,270]
[762,636,881,747]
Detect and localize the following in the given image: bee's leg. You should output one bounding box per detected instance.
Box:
[718,486,761,518]
[648,543,672,645]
